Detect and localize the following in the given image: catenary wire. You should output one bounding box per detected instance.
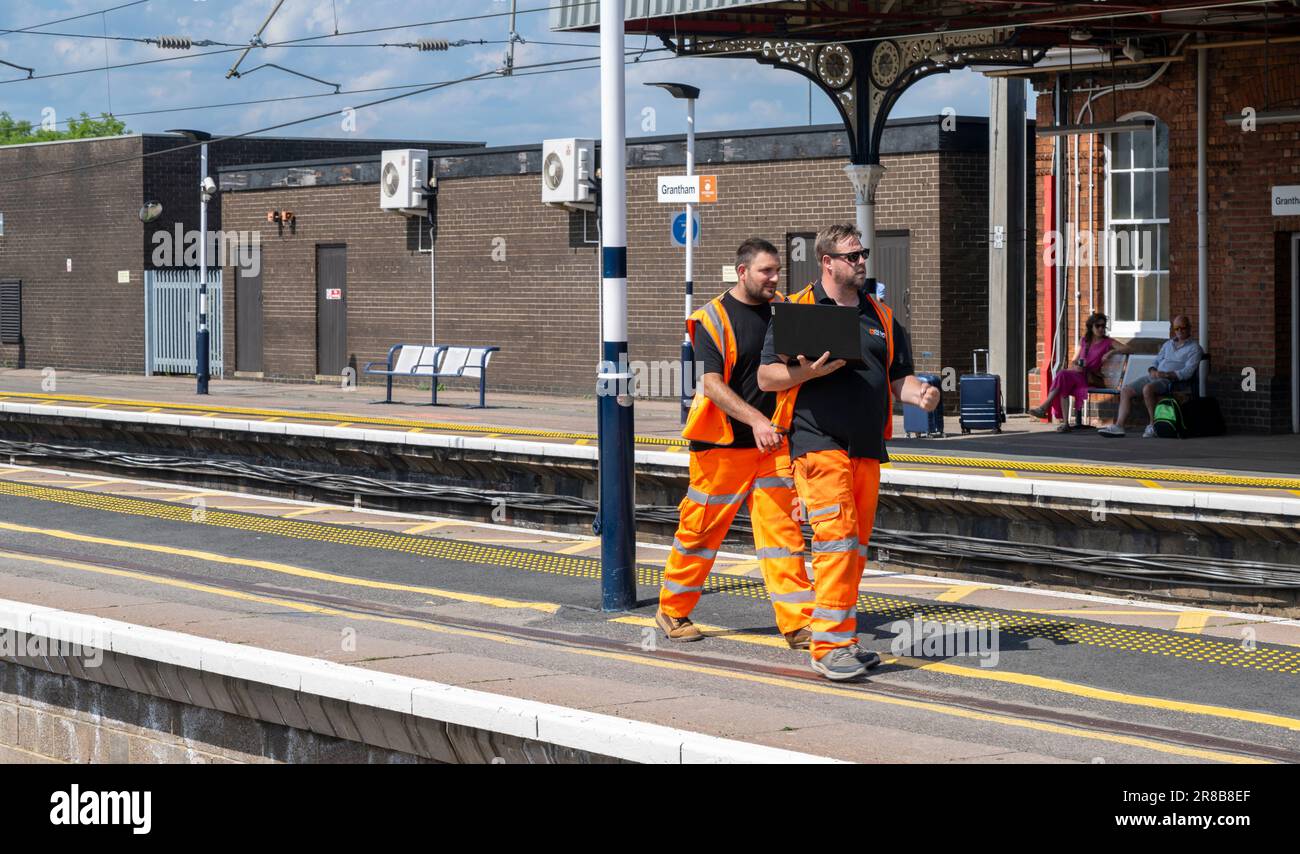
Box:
[0,47,676,184]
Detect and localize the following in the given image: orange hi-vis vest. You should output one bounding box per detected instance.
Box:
[769,282,896,441]
[681,290,786,445]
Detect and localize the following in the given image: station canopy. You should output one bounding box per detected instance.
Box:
[551,1,1300,47]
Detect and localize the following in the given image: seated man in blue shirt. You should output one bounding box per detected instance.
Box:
[1099,315,1204,438]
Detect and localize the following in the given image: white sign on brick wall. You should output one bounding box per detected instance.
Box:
[1272,185,1300,216]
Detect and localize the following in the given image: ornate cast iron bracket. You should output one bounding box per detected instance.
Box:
[669,29,1043,164]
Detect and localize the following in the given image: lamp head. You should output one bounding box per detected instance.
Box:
[644,81,700,101]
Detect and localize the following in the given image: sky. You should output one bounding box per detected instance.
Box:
[0,1,1017,147]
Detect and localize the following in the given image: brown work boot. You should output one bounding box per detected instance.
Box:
[655,609,704,642]
[784,626,812,650]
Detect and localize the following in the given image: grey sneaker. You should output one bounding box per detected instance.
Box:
[849,642,882,670]
[1142,424,1157,438]
[1098,424,1125,438]
[810,647,868,681]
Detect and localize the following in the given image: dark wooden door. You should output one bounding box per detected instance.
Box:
[875,231,911,332]
[236,269,263,372]
[784,232,819,295]
[316,245,348,375]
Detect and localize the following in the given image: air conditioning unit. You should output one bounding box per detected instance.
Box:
[541,138,595,207]
[380,149,431,213]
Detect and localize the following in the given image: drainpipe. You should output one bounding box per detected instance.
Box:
[1197,36,1209,397]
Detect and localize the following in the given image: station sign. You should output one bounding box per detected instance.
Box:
[657,175,718,204]
[1272,185,1300,216]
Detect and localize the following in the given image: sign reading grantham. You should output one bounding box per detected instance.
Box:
[657,175,718,205]
[1272,185,1300,216]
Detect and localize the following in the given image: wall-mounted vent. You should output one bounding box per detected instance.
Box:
[0,279,21,344]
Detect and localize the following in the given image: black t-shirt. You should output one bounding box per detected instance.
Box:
[760,281,914,462]
[689,292,777,452]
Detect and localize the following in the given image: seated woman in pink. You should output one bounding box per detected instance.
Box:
[1028,313,1130,432]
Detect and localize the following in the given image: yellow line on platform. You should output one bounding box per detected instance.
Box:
[0,521,560,614]
[5,389,1299,489]
[0,549,524,648]
[282,507,326,518]
[402,521,457,534]
[713,560,761,576]
[1002,470,1019,478]
[10,546,1257,761]
[614,615,1300,737]
[1176,611,1213,633]
[1025,609,1176,617]
[556,540,600,554]
[1139,480,1165,489]
[935,585,989,603]
[860,581,951,589]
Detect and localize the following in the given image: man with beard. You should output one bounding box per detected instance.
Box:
[759,224,939,680]
[656,238,815,650]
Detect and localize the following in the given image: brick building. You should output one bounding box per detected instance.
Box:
[1023,42,1300,433]
[0,134,477,373]
[215,117,994,399]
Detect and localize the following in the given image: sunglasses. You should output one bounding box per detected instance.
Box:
[827,249,869,263]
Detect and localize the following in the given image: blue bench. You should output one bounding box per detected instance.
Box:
[363,343,500,408]
[430,345,500,409]
[363,344,444,404]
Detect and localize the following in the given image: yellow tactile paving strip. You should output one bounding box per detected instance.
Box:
[2,476,1298,676]
[3,389,1298,494]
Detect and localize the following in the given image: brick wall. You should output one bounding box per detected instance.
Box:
[0,135,477,374]
[1032,44,1300,432]
[0,136,146,373]
[220,147,984,395]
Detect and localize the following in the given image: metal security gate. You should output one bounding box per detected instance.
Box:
[144,268,223,377]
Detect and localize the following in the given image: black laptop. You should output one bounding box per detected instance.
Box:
[771,302,862,364]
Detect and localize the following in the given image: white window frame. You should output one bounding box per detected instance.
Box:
[1104,112,1170,339]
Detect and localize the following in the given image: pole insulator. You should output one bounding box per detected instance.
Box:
[154,36,193,50]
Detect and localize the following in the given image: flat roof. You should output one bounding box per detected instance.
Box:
[218,115,1009,191]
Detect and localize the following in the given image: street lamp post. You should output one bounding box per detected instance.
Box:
[646,82,700,424]
[167,129,214,395]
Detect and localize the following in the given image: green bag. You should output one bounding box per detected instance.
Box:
[1152,396,1186,439]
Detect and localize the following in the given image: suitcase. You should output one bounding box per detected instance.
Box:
[903,372,944,438]
[959,349,1005,434]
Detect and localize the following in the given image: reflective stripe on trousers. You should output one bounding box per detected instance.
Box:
[660,446,813,635]
[793,449,882,659]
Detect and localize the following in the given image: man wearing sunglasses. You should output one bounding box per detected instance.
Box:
[758,224,939,681]
[1099,315,1203,438]
[656,238,815,650]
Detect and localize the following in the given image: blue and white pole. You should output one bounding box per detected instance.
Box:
[597,0,636,611]
[197,141,210,396]
[681,95,695,424]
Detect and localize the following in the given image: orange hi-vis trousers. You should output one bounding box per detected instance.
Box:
[659,447,813,635]
[792,450,882,659]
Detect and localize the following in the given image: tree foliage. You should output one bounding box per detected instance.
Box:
[0,112,129,146]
